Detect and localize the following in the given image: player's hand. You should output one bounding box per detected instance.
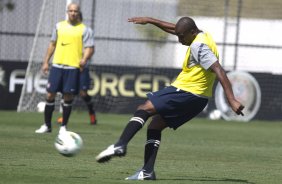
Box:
[79,59,87,72]
[128,17,150,24]
[236,104,245,116]
[41,62,49,75]
[230,100,245,116]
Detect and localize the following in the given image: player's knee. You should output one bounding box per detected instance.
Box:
[81,94,91,102]
[46,93,56,101]
[63,93,74,101]
[79,90,87,97]
[137,100,156,114]
[63,99,73,106]
[147,115,167,131]
[45,99,55,104]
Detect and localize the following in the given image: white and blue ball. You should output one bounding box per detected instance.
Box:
[54,131,83,157]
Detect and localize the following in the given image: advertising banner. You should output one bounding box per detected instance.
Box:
[1,61,282,120]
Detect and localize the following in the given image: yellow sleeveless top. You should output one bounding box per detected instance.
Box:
[171,32,219,97]
[53,21,85,68]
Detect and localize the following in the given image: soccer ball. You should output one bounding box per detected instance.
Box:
[208,109,222,120]
[54,131,83,157]
[37,101,46,113]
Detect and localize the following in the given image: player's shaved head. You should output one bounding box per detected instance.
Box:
[175,17,200,46]
[176,17,198,33]
[67,3,80,25]
[67,3,80,11]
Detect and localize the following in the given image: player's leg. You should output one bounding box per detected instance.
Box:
[35,92,56,133]
[80,89,97,125]
[125,87,209,180]
[59,68,80,133]
[80,67,97,125]
[115,100,157,146]
[60,93,74,133]
[36,66,62,133]
[143,116,167,174]
[125,115,167,180]
[44,93,56,129]
[96,100,157,162]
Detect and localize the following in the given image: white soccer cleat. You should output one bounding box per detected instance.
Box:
[35,124,51,133]
[125,169,156,180]
[59,126,67,134]
[96,144,126,163]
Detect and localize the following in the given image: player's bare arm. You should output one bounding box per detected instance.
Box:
[80,46,94,71]
[210,61,245,116]
[128,17,176,34]
[42,41,56,74]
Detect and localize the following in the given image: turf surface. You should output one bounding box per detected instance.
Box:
[0,111,282,184]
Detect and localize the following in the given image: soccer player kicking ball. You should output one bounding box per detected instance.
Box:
[96,16,244,180]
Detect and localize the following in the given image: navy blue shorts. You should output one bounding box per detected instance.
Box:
[80,67,91,91]
[47,66,80,95]
[147,86,208,130]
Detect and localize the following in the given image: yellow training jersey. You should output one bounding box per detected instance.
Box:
[53,21,86,68]
[171,32,219,97]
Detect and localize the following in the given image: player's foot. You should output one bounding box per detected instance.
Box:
[59,126,67,134]
[96,144,126,163]
[125,169,156,180]
[89,113,97,125]
[57,117,63,124]
[35,124,51,133]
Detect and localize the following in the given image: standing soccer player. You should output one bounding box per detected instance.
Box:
[57,11,97,125]
[35,3,95,134]
[95,17,244,180]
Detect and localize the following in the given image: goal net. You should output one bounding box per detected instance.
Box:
[17,0,66,112]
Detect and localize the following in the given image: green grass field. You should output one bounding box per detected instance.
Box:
[0,110,282,184]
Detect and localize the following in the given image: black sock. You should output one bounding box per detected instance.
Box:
[44,99,55,129]
[115,110,150,146]
[82,95,95,114]
[143,129,161,173]
[62,100,73,126]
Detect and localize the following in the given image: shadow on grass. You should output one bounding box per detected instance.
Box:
[159,176,255,184]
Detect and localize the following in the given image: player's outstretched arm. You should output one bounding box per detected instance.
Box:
[128,17,176,34]
[210,61,245,116]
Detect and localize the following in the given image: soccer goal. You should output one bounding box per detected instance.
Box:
[17,0,67,112]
